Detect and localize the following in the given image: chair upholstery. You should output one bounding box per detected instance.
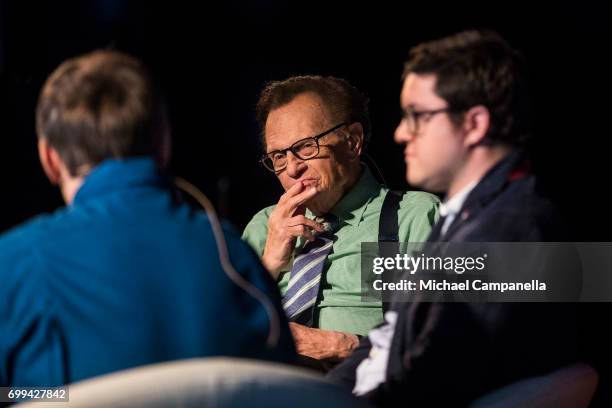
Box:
[470,363,598,408]
[17,357,371,408]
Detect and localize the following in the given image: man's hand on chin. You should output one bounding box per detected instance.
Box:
[289,322,359,361]
[261,182,322,278]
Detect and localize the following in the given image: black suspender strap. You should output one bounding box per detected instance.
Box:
[378,190,404,314]
[379,190,403,242]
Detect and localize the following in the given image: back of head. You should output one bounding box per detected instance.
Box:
[403,30,530,146]
[36,50,169,177]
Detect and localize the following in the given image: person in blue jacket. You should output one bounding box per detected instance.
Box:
[0,50,295,387]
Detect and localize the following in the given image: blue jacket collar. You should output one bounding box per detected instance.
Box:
[73,158,170,205]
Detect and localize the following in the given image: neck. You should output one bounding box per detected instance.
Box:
[58,166,87,204]
[446,144,512,199]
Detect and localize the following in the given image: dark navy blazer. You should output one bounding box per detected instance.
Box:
[329,151,580,406]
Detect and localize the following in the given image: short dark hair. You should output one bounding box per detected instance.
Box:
[255,75,371,150]
[36,50,168,176]
[403,30,530,146]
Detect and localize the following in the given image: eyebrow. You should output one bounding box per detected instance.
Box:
[401,103,434,112]
[265,135,309,154]
[265,130,319,153]
[264,136,290,154]
[264,122,345,154]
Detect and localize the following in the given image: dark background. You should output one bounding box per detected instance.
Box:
[1,0,611,238]
[1,1,611,402]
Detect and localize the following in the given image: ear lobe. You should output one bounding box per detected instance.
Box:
[463,105,490,147]
[38,138,63,185]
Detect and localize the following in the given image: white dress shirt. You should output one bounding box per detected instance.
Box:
[438,179,479,236]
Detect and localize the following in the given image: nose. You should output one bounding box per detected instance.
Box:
[394,119,414,145]
[285,151,307,178]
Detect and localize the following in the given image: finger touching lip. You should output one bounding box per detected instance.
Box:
[300,178,318,187]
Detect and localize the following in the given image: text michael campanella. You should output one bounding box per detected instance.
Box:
[370,253,547,293]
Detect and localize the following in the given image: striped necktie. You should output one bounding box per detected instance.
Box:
[282,214,338,326]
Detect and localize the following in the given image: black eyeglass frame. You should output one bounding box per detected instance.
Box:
[400,107,459,135]
[259,122,347,173]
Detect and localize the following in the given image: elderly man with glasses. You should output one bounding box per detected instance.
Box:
[242,75,439,367]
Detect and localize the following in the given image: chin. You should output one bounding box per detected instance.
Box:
[306,196,331,215]
[306,199,324,213]
[406,171,423,188]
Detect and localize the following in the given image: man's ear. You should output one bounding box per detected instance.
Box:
[345,122,364,159]
[462,105,490,148]
[38,138,63,185]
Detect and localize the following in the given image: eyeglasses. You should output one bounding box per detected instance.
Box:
[400,107,453,135]
[260,122,346,173]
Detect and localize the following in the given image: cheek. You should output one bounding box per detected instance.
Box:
[318,161,342,188]
[420,126,461,167]
[416,143,446,176]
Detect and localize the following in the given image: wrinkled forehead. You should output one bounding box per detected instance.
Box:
[264,92,335,151]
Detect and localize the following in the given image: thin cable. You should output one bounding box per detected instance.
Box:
[174,177,281,349]
[363,152,388,185]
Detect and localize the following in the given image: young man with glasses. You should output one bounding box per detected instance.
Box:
[328,30,580,405]
[242,76,439,366]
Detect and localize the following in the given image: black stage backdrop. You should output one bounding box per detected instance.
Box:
[1,1,610,239]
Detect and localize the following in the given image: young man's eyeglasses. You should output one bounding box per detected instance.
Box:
[260,122,346,173]
[401,107,453,135]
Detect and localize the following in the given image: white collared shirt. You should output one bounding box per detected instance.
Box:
[353,311,398,396]
[439,179,479,236]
